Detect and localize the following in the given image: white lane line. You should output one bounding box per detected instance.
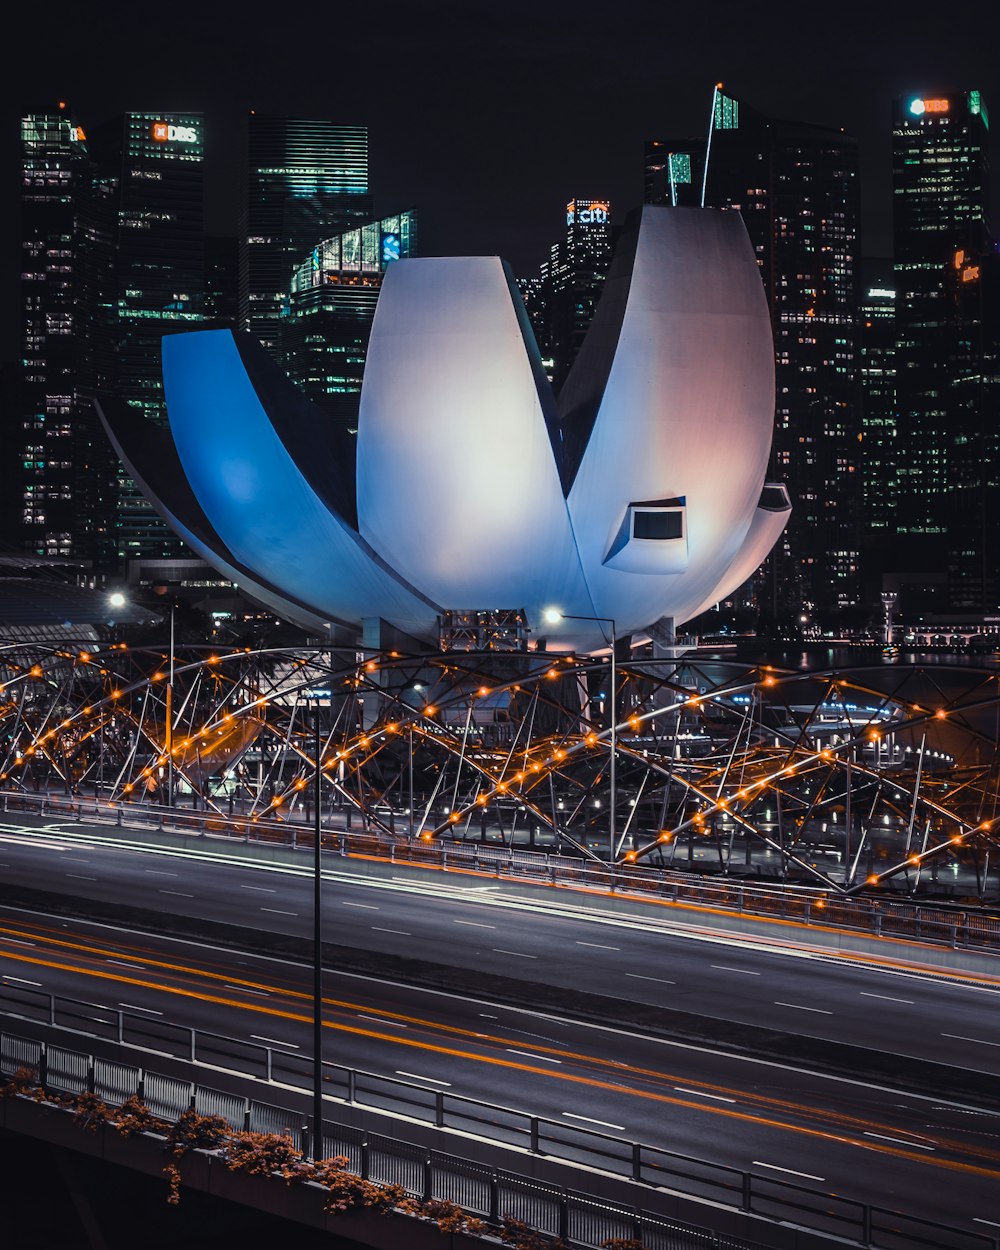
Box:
[342,901,379,910]
[625,973,676,985]
[371,927,411,935]
[2,938,36,947]
[252,1035,299,1049]
[3,976,42,987]
[974,1218,1000,1229]
[575,941,620,950]
[774,1001,833,1015]
[66,873,97,881]
[107,960,144,970]
[62,857,91,864]
[144,869,179,877]
[863,1132,935,1151]
[453,920,496,928]
[562,1112,625,1131]
[711,965,760,975]
[753,1161,825,1182]
[119,1003,162,1015]
[493,949,537,959]
[396,1071,451,1086]
[479,1013,498,1020]
[159,890,194,898]
[240,884,276,893]
[507,1049,561,1064]
[674,1086,737,1104]
[224,984,270,996]
[860,991,914,1004]
[942,1033,1000,1048]
[260,908,298,916]
[358,1015,407,1029]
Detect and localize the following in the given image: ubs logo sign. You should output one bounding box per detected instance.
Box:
[151,122,198,144]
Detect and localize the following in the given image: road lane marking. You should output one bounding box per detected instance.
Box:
[396,1072,451,1086]
[864,1132,934,1151]
[774,1001,833,1015]
[342,900,379,909]
[159,890,194,898]
[453,920,496,928]
[479,1013,498,1019]
[260,908,298,916]
[711,965,760,975]
[66,874,97,881]
[974,1218,1000,1228]
[576,941,620,950]
[371,927,411,935]
[942,1033,1000,1048]
[62,857,91,864]
[625,973,676,985]
[860,992,914,1004]
[562,1112,625,1131]
[144,869,178,877]
[119,1003,162,1015]
[493,949,537,958]
[753,1161,825,1182]
[225,984,270,996]
[2,938,36,947]
[674,1087,737,1104]
[240,885,276,893]
[252,1035,299,1048]
[107,961,145,970]
[3,976,41,986]
[506,1049,561,1064]
[359,1015,407,1028]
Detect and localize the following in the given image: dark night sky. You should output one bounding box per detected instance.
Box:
[4,0,1000,360]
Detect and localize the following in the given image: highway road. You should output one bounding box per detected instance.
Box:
[2,812,1000,1238]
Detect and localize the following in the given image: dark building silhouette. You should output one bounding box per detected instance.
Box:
[239,115,371,359]
[646,90,863,619]
[205,236,239,328]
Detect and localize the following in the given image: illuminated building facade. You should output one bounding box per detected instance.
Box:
[646,94,862,619]
[859,276,897,546]
[239,115,371,357]
[103,206,790,650]
[92,111,207,561]
[284,211,417,438]
[891,92,996,610]
[17,107,114,562]
[525,199,614,391]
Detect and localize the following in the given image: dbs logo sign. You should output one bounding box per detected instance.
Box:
[151,122,198,143]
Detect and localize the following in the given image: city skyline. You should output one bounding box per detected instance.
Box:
[3,0,1000,360]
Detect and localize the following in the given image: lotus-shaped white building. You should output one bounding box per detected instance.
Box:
[99,206,789,652]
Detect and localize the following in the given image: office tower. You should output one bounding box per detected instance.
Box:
[523,199,613,391]
[17,106,114,562]
[643,139,704,208]
[240,115,372,357]
[284,210,417,437]
[646,92,863,619]
[891,91,995,609]
[859,274,897,546]
[90,111,206,562]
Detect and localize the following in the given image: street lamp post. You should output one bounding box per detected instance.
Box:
[544,610,617,862]
[302,685,330,1160]
[167,603,175,809]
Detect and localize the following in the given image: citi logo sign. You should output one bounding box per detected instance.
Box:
[151,122,198,144]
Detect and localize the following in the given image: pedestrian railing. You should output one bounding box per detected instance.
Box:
[5,787,1000,959]
[1,994,995,1250]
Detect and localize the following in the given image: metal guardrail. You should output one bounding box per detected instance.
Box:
[5,788,1000,958]
[1,990,995,1250]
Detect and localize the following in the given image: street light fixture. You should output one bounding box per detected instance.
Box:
[303,685,330,1159]
[543,609,618,862]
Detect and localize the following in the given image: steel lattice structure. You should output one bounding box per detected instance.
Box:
[2,641,999,901]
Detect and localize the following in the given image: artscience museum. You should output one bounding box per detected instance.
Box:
[98,205,790,653]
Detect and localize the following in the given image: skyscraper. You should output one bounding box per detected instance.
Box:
[522,199,613,391]
[240,115,372,357]
[284,210,417,438]
[646,91,863,619]
[17,106,114,563]
[92,111,207,561]
[859,274,897,549]
[891,91,995,610]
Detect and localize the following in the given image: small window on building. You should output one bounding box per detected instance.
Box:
[633,510,683,540]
